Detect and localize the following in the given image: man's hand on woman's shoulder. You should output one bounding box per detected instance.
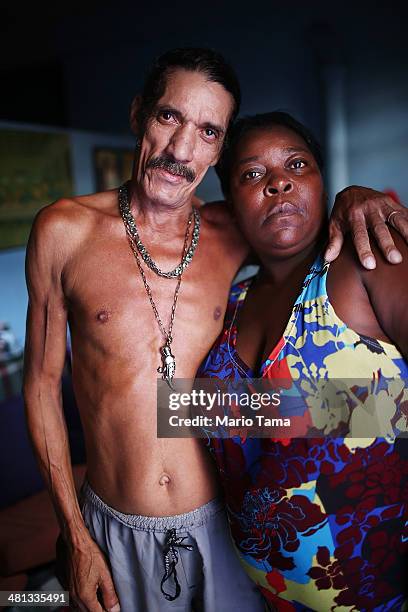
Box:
[325,186,408,269]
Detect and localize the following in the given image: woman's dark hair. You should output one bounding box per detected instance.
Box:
[138,47,241,132]
[216,111,324,197]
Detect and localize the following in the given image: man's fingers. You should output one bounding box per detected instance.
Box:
[70,581,105,612]
[329,186,407,266]
[324,221,344,262]
[388,208,408,245]
[99,573,120,612]
[371,219,402,264]
[350,221,376,269]
[75,593,104,612]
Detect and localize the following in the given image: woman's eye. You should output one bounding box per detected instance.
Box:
[291,159,306,169]
[243,170,262,180]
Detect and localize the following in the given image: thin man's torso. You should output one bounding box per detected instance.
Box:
[54,189,246,515]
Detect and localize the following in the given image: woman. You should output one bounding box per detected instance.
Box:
[197,112,408,611]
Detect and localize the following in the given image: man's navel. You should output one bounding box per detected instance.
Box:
[159,472,171,486]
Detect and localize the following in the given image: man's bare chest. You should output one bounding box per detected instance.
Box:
[64,235,234,363]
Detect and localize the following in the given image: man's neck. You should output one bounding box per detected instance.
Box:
[128,179,195,234]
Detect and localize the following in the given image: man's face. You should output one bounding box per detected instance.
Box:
[135,69,234,208]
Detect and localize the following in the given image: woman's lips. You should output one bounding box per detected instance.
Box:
[263,201,302,225]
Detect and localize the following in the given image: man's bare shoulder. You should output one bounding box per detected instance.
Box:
[200,200,232,223]
[32,190,118,239]
[38,189,118,222]
[28,190,119,266]
[200,201,243,239]
[200,200,249,266]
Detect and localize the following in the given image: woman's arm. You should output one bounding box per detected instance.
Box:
[359,227,408,359]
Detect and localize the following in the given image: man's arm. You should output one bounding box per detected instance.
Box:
[205,187,408,270]
[23,205,119,612]
[325,186,408,269]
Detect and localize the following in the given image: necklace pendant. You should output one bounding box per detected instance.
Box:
[157,343,176,390]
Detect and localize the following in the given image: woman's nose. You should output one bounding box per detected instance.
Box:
[264,177,293,196]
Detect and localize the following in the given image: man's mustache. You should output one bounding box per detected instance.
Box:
[147,156,196,183]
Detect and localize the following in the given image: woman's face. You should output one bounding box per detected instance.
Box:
[229,125,326,260]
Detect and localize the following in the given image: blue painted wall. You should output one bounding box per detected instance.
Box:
[0,122,135,344]
[0,247,26,346]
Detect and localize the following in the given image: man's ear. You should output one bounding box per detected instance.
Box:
[130,95,142,136]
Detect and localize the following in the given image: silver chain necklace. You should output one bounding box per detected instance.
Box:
[119,182,200,278]
[119,183,200,389]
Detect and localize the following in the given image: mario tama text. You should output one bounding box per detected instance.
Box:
[157,377,408,439]
[168,413,291,428]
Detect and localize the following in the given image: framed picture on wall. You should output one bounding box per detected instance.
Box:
[94,147,134,192]
[0,129,73,250]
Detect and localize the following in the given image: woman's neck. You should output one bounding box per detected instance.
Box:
[258,242,321,286]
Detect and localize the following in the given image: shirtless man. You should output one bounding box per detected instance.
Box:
[23,48,408,612]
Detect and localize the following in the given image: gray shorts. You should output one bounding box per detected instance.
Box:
[80,481,266,612]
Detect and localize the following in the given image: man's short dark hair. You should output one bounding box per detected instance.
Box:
[216,111,324,197]
[138,47,241,133]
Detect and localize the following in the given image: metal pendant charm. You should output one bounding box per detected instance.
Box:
[157,344,176,390]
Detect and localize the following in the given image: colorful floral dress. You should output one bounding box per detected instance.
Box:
[197,254,408,611]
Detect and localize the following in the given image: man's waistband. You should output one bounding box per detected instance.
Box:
[81,479,224,531]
